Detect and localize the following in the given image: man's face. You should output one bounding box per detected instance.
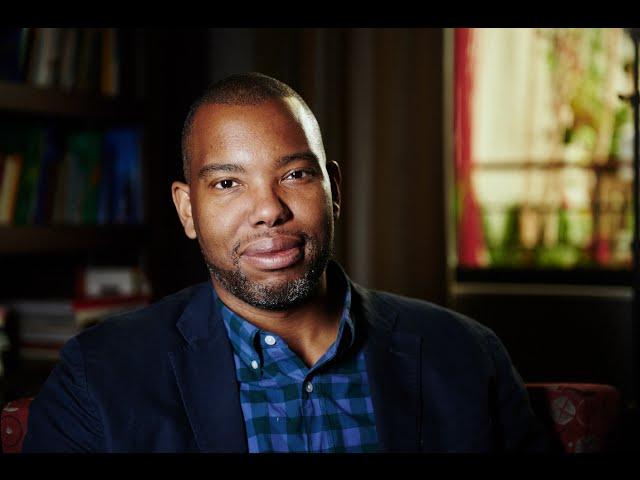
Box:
[173,98,341,311]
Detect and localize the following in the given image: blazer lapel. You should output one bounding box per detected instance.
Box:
[351,281,423,452]
[168,283,247,453]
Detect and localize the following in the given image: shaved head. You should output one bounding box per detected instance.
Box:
[181,72,325,182]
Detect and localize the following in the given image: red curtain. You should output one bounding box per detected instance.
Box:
[454,28,485,267]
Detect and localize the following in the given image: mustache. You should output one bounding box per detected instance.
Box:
[232,230,311,257]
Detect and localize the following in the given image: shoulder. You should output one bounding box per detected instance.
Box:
[359,286,518,381]
[73,282,209,353]
[362,286,500,351]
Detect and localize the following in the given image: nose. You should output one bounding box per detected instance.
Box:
[248,184,292,228]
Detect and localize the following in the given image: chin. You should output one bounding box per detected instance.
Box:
[242,260,309,282]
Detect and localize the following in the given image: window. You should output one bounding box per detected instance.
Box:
[454,28,635,280]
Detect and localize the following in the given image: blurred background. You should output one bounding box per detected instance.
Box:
[0,28,637,451]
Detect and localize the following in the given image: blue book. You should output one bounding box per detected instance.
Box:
[33,128,63,225]
[0,28,23,82]
[103,128,142,224]
[65,131,102,225]
[64,152,79,224]
[98,133,116,224]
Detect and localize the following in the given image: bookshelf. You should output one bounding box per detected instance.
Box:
[0,225,149,253]
[0,82,147,120]
[0,28,153,404]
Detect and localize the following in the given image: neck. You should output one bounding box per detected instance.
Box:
[212,268,345,367]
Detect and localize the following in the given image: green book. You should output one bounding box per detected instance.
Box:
[0,126,43,225]
[51,152,70,224]
[66,131,102,224]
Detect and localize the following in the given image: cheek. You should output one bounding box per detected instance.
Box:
[193,197,243,254]
[290,190,333,229]
[292,181,332,209]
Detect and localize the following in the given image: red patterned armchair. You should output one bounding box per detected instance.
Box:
[1,397,33,453]
[1,383,621,453]
[525,383,621,453]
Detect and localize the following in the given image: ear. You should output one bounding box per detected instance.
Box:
[171,181,197,239]
[327,160,342,220]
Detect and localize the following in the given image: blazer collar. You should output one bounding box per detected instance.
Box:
[175,282,216,345]
[169,282,248,452]
[350,280,423,452]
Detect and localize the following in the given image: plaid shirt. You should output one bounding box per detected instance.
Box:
[218,275,379,453]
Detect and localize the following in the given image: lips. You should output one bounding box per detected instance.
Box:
[241,235,304,270]
[242,236,302,255]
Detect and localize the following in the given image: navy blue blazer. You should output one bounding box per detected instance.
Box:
[23,267,549,452]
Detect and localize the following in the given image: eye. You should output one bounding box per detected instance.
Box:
[285,169,315,181]
[212,179,239,190]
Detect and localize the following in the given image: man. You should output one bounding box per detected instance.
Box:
[23,73,548,453]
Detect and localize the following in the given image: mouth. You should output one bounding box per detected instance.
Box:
[242,245,304,271]
[241,235,305,271]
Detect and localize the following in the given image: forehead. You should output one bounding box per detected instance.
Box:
[190,98,321,165]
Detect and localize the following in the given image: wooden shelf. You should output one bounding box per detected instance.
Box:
[0,225,150,254]
[472,159,633,171]
[456,266,633,286]
[0,82,147,120]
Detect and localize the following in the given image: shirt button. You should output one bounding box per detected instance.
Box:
[264,335,276,346]
[305,381,314,393]
[251,360,259,370]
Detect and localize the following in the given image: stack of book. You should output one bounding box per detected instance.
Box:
[0,153,21,224]
[6,266,151,361]
[0,27,121,97]
[11,295,149,361]
[0,125,143,226]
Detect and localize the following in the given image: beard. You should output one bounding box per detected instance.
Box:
[199,219,334,311]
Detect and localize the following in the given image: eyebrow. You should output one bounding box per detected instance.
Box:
[197,151,321,180]
[277,151,321,169]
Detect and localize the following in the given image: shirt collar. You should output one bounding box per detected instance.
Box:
[217,261,356,372]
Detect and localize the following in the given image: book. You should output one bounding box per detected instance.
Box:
[59,28,78,92]
[76,28,101,94]
[7,127,42,225]
[0,28,24,82]
[29,28,61,88]
[65,130,102,224]
[87,29,102,94]
[97,135,115,224]
[100,28,120,97]
[26,28,42,86]
[1,123,143,226]
[75,28,94,93]
[62,150,80,223]
[0,153,24,224]
[51,151,70,224]
[82,266,150,297]
[85,137,102,225]
[12,295,149,359]
[33,128,62,224]
[0,27,34,83]
[18,28,33,82]
[104,127,143,224]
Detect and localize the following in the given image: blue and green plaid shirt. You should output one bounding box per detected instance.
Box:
[218,275,379,453]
